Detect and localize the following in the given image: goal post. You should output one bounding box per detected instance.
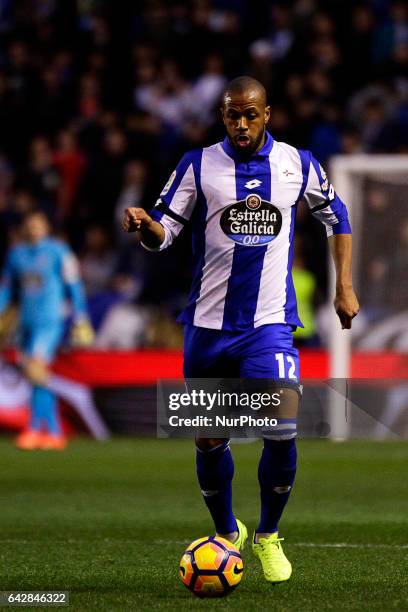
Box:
[327,154,408,439]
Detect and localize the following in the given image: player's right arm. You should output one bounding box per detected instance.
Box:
[122,207,165,249]
[123,151,199,251]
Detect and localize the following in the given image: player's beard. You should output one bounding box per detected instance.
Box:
[231,126,266,157]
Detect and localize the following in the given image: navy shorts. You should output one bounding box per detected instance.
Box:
[183,323,300,384]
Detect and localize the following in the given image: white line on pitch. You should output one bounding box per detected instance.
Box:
[1,539,408,550]
[292,542,408,549]
[152,540,408,550]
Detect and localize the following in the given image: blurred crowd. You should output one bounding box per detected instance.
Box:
[0,0,407,348]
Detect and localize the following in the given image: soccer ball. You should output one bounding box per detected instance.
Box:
[179,536,244,597]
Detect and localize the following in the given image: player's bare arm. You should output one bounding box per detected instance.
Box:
[123,207,165,249]
[329,233,360,329]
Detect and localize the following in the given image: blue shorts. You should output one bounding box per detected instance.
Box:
[21,322,64,362]
[183,324,300,383]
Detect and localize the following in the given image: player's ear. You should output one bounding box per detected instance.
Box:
[264,105,271,125]
[220,106,226,125]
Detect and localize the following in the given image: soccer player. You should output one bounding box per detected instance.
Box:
[123,76,359,582]
[0,210,94,450]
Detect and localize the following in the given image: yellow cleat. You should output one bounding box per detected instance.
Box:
[252,533,292,583]
[217,518,248,552]
[233,519,248,551]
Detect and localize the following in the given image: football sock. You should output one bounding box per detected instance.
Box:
[31,385,61,435]
[196,441,237,535]
[256,438,297,534]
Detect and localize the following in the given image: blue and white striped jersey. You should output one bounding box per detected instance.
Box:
[147,132,351,331]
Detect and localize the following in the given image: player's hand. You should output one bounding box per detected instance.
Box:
[71,319,95,347]
[0,307,18,345]
[23,357,49,386]
[122,207,153,233]
[334,286,360,329]
[0,314,6,336]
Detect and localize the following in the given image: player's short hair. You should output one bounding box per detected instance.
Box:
[222,76,267,106]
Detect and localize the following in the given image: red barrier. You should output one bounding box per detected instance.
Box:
[3,348,407,385]
[45,350,408,385]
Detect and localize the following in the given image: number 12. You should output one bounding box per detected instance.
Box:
[275,353,297,380]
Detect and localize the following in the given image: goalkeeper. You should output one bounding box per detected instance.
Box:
[0,211,94,450]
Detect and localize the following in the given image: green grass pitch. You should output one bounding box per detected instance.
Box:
[1,438,407,611]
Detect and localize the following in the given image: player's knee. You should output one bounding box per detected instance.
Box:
[196,437,228,451]
[275,385,301,418]
[23,358,49,386]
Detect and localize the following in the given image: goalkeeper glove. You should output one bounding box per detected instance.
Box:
[0,307,17,341]
[70,318,95,347]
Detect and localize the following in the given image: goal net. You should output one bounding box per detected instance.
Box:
[327,155,408,439]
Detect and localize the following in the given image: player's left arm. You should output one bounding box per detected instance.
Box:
[328,233,359,329]
[302,152,359,329]
[60,247,95,346]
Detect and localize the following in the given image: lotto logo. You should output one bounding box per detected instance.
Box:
[245,179,262,189]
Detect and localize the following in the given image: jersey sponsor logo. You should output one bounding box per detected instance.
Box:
[161,170,176,195]
[244,179,262,189]
[220,194,282,246]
